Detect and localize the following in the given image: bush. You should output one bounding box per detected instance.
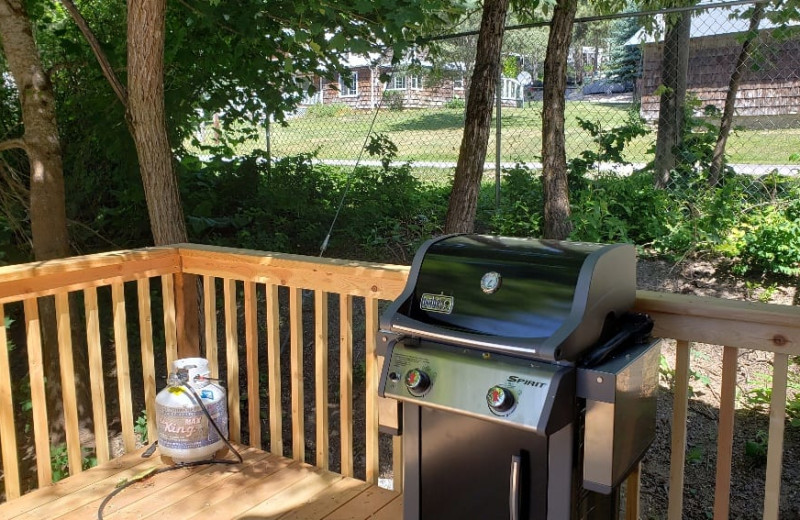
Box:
[736,201,800,276]
[305,103,353,118]
[488,164,544,237]
[444,97,466,110]
[382,91,405,111]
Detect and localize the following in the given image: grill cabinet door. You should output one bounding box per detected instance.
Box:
[416,407,550,520]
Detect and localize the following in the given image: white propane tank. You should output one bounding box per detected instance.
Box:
[155,358,228,463]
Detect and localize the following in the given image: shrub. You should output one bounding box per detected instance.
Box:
[736,201,800,276]
[382,90,405,111]
[444,97,466,110]
[305,103,353,118]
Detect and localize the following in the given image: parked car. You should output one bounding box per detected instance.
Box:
[582,79,634,95]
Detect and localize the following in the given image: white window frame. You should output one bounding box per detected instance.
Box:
[339,72,358,97]
[453,76,464,90]
[386,75,407,91]
[409,75,423,90]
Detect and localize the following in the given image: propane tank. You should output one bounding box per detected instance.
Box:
[155,358,228,463]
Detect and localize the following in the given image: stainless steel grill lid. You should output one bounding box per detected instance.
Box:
[380,234,636,363]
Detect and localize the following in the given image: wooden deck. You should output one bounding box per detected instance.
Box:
[0,444,402,520]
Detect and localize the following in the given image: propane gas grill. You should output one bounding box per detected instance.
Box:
[377,235,660,520]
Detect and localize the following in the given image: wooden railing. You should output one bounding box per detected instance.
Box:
[0,244,797,520]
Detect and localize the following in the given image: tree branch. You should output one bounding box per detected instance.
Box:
[59,0,129,112]
[0,138,27,154]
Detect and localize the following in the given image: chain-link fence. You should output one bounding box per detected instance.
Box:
[222,1,798,197]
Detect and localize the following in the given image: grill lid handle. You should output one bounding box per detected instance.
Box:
[389,314,557,361]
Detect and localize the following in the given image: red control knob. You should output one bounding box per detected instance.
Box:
[486,385,515,414]
[405,368,431,396]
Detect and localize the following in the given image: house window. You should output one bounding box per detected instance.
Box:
[453,76,464,90]
[409,75,423,90]
[387,75,407,90]
[339,73,358,97]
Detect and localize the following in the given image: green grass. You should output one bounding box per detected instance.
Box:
[198,103,800,168]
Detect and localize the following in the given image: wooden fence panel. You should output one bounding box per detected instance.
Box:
[713,346,738,520]
[55,293,81,475]
[84,288,110,464]
[0,302,20,499]
[23,298,51,486]
[340,294,354,478]
[112,282,135,453]
[244,281,261,449]
[668,340,691,520]
[162,275,178,370]
[289,287,304,462]
[137,279,158,445]
[223,278,240,443]
[315,290,330,470]
[763,353,789,520]
[365,297,379,485]
[203,276,218,379]
[265,283,282,456]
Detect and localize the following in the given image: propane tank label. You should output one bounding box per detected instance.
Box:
[156,400,227,449]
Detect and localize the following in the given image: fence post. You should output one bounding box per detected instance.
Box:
[496,71,502,209]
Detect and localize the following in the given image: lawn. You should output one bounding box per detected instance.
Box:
[206,102,800,173]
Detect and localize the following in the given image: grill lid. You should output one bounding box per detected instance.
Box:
[380,234,636,363]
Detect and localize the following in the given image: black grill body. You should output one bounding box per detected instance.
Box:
[378,234,660,520]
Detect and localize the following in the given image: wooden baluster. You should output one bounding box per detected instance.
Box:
[763,353,789,520]
[244,281,261,449]
[290,287,304,462]
[668,340,691,520]
[203,275,218,379]
[55,292,81,475]
[266,283,282,456]
[625,462,641,520]
[365,297,379,484]
[713,346,738,520]
[112,282,135,453]
[84,287,110,463]
[23,298,51,486]
[315,290,330,470]
[138,279,158,445]
[340,294,354,477]
[393,435,403,494]
[161,275,178,370]
[0,302,21,499]
[224,278,241,443]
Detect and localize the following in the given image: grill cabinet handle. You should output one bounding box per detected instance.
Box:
[510,454,521,520]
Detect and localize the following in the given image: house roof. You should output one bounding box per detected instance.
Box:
[625,2,798,45]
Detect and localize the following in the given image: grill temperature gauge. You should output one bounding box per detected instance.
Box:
[405,368,431,396]
[486,385,515,414]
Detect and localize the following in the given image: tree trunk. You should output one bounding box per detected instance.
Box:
[541,0,578,240]
[444,0,509,233]
[709,2,765,187]
[128,0,188,246]
[1,0,70,439]
[653,12,691,189]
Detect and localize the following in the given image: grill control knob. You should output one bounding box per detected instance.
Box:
[405,369,431,396]
[486,386,515,414]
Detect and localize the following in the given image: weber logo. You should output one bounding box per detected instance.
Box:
[507,375,546,388]
[419,293,454,314]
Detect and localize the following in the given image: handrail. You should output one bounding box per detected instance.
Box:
[0,243,796,520]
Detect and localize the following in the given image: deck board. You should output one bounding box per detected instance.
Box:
[0,445,401,520]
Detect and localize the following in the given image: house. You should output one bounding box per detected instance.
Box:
[631,5,800,119]
[301,52,523,110]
